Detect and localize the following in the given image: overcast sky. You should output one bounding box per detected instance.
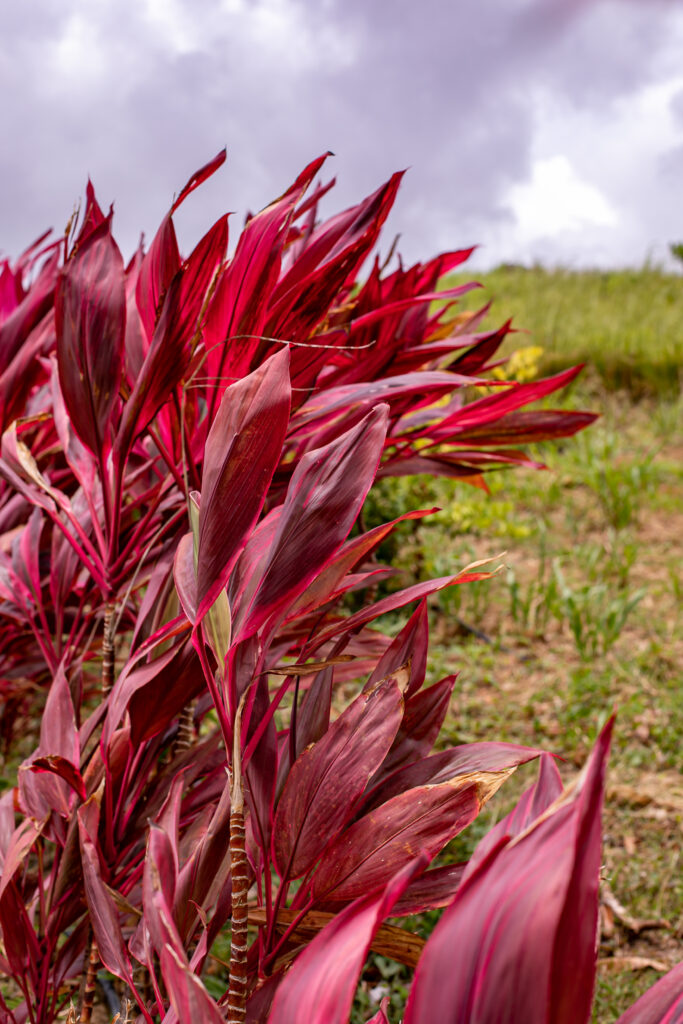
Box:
[2,0,683,271]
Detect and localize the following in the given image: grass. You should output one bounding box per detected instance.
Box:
[447,264,683,396]
[356,271,683,1022]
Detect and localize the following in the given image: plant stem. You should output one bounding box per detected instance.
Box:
[227,695,248,1024]
[172,698,196,758]
[77,931,98,1023]
[102,601,115,699]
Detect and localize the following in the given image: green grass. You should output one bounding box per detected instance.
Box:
[446,264,683,396]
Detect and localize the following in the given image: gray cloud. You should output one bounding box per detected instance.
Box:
[1,0,682,268]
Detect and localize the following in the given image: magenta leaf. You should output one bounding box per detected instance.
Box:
[236,404,389,641]
[196,346,291,620]
[404,720,613,1024]
[77,795,134,984]
[272,675,404,880]
[56,217,126,457]
[267,855,427,1024]
[467,752,564,874]
[309,779,480,904]
[615,962,683,1024]
[366,599,429,697]
[391,862,466,916]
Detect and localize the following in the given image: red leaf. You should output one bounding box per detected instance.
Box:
[196,346,291,620]
[267,173,403,340]
[78,795,134,984]
[160,945,228,1024]
[268,856,427,1024]
[135,156,225,343]
[18,664,80,820]
[311,567,497,651]
[0,818,41,899]
[309,779,482,904]
[170,149,227,213]
[203,154,328,401]
[366,599,429,698]
[272,676,403,880]
[289,371,481,443]
[0,880,40,983]
[468,752,563,874]
[615,961,683,1023]
[173,531,197,624]
[446,408,599,446]
[116,215,228,458]
[283,509,435,625]
[361,742,543,813]
[236,404,389,640]
[429,365,587,442]
[143,821,224,1024]
[364,999,391,1024]
[56,217,125,457]
[404,720,613,1024]
[174,786,234,943]
[128,640,204,746]
[0,249,59,368]
[135,214,180,342]
[391,862,466,916]
[29,755,86,801]
[372,675,457,784]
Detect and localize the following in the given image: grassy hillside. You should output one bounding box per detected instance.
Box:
[448,264,682,395]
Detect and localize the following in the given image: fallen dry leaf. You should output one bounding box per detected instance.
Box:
[597,956,670,974]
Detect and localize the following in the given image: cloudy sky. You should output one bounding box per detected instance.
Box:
[2,0,683,270]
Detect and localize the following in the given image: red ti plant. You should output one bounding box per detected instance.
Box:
[0,153,675,1023]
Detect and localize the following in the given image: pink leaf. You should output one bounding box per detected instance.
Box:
[467,752,563,874]
[268,855,427,1024]
[366,599,429,698]
[78,795,134,984]
[309,779,481,904]
[196,346,291,620]
[56,216,126,457]
[391,862,466,916]
[272,675,403,880]
[236,404,389,641]
[615,962,683,1024]
[404,720,613,1024]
